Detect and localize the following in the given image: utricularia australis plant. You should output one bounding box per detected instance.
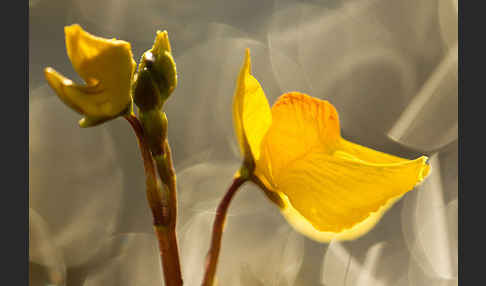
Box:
[43,24,431,286]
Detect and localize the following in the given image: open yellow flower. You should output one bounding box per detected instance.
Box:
[44,24,136,127]
[233,49,430,242]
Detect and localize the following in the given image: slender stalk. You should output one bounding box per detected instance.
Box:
[124,113,163,222]
[201,176,247,286]
[124,113,183,286]
[154,139,183,285]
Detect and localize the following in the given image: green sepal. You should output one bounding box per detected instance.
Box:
[139,109,168,155]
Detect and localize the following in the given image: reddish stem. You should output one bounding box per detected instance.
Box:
[201,177,247,286]
[125,113,183,286]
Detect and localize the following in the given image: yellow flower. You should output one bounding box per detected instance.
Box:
[44,24,136,127]
[233,49,431,242]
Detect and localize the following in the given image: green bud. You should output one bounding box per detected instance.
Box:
[133,31,177,111]
[139,109,168,156]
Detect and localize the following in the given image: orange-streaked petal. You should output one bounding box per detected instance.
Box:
[255,92,340,187]
[232,49,271,165]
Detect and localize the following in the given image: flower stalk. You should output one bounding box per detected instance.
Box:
[124,113,182,286]
[201,176,247,286]
[124,113,163,221]
[154,140,183,285]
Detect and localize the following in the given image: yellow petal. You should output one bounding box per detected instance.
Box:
[276,152,429,239]
[44,67,129,127]
[232,49,272,166]
[45,24,136,127]
[337,139,410,164]
[65,24,136,112]
[65,24,136,87]
[255,92,340,187]
[278,191,403,242]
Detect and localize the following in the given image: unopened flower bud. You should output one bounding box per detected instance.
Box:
[133,31,177,111]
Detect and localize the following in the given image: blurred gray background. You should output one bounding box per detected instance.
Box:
[29,0,458,285]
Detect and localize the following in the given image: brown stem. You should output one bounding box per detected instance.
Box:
[157,140,177,226]
[154,224,183,286]
[154,139,183,285]
[124,113,183,286]
[201,176,247,286]
[124,113,162,221]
